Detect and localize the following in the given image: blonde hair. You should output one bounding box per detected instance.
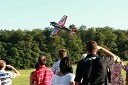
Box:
[59,49,67,58]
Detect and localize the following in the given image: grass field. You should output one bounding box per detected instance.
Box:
[12,61,128,85]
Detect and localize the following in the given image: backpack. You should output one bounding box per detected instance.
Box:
[79,55,108,85]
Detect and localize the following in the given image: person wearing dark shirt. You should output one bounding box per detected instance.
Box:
[75,40,121,85]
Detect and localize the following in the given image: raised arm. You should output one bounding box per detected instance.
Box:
[97,46,121,62]
[6,65,20,77]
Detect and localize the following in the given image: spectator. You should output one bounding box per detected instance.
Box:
[0,60,20,85]
[75,40,121,85]
[111,61,124,85]
[52,57,75,85]
[52,49,73,74]
[32,54,53,85]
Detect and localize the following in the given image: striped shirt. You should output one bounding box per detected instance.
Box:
[32,65,53,85]
[0,70,16,85]
[51,60,60,74]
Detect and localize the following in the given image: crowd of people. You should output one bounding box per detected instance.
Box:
[0,40,128,85]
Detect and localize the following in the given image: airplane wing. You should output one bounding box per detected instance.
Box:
[58,15,68,26]
[50,28,61,38]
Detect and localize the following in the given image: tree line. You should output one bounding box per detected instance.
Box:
[0,25,128,69]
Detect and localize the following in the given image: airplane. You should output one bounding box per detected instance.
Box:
[50,15,77,38]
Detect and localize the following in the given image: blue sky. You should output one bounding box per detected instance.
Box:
[0,0,128,30]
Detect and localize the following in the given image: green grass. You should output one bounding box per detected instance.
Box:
[12,61,128,85]
[12,69,35,85]
[121,61,128,84]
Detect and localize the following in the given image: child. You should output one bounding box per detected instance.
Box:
[0,60,20,85]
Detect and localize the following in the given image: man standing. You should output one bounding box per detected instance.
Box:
[75,40,121,85]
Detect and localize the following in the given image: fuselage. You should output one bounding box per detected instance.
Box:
[50,22,64,29]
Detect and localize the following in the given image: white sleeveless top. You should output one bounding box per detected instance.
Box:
[52,73,75,85]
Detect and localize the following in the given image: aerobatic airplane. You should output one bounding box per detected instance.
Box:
[50,15,77,38]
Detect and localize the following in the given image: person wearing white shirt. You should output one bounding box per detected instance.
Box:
[52,57,75,85]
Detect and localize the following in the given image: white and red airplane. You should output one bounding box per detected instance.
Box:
[50,15,77,38]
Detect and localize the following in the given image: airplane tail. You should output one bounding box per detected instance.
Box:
[70,27,77,35]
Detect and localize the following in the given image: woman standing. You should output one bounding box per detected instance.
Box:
[32,54,53,85]
[52,57,75,85]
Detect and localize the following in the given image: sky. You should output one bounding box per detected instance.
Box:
[0,0,128,30]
